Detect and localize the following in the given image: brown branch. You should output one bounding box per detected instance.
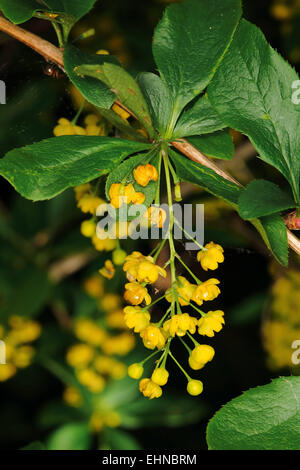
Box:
[172,139,300,257]
[49,252,94,283]
[1,17,300,258]
[0,15,64,67]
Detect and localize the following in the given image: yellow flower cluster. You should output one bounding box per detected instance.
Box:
[270,0,300,21]
[0,316,41,382]
[263,267,300,370]
[109,183,145,209]
[53,114,105,137]
[65,317,133,396]
[124,240,225,399]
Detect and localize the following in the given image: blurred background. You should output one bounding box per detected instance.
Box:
[0,0,300,450]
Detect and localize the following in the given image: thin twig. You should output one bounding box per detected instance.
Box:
[1,17,300,257]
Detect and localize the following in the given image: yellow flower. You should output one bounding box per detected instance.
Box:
[131,191,146,205]
[189,344,215,370]
[7,317,41,344]
[109,183,132,208]
[74,319,107,346]
[99,260,115,279]
[100,293,122,312]
[104,411,121,428]
[197,242,224,271]
[108,183,145,208]
[142,207,167,228]
[76,368,106,393]
[74,183,91,201]
[133,164,158,187]
[124,306,151,332]
[124,282,152,306]
[92,234,117,252]
[128,363,144,379]
[140,325,167,350]
[84,114,101,125]
[123,252,166,284]
[139,378,162,399]
[166,276,196,306]
[96,49,110,55]
[93,356,126,379]
[112,249,127,266]
[53,118,86,136]
[187,379,203,396]
[83,276,104,298]
[0,363,17,382]
[12,345,34,368]
[106,309,126,329]
[63,387,82,407]
[77,195,104,214]
[163,313,197,337]
[102,333,135,356]
[112,103,130,121]
[192,279,221,306]
[80,219,96,238]
[66,344,94,368]
[89,412,104,433]
[198,310,225,337]
[84,114,105,136]
[151,367,169,386]
[271,4,293,21]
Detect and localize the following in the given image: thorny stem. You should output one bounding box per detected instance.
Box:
[0,17,299,256]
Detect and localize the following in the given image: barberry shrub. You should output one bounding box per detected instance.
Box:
[0,0,300,451]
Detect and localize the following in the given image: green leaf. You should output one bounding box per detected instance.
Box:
[0,136,150,201]
[47,423,91,450]
[64,45,117,110]
[173,95,226,138]
[137,72,174,136]
[170,150,288,265]
[102,428,142,451]
[43,0,97,21]
[38,401,85,430]
[0,0,40,24]
[0,0,97,25]
[208,20,300,202]
[97,108,147,142]
[0,265,52,321]
[251,215,288,266]
[238,180,296,219]
[75,63,154,139]
[170,149,242,206]
[152,0,242,122]
[187,130,234,160]
[206,376,300,450]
